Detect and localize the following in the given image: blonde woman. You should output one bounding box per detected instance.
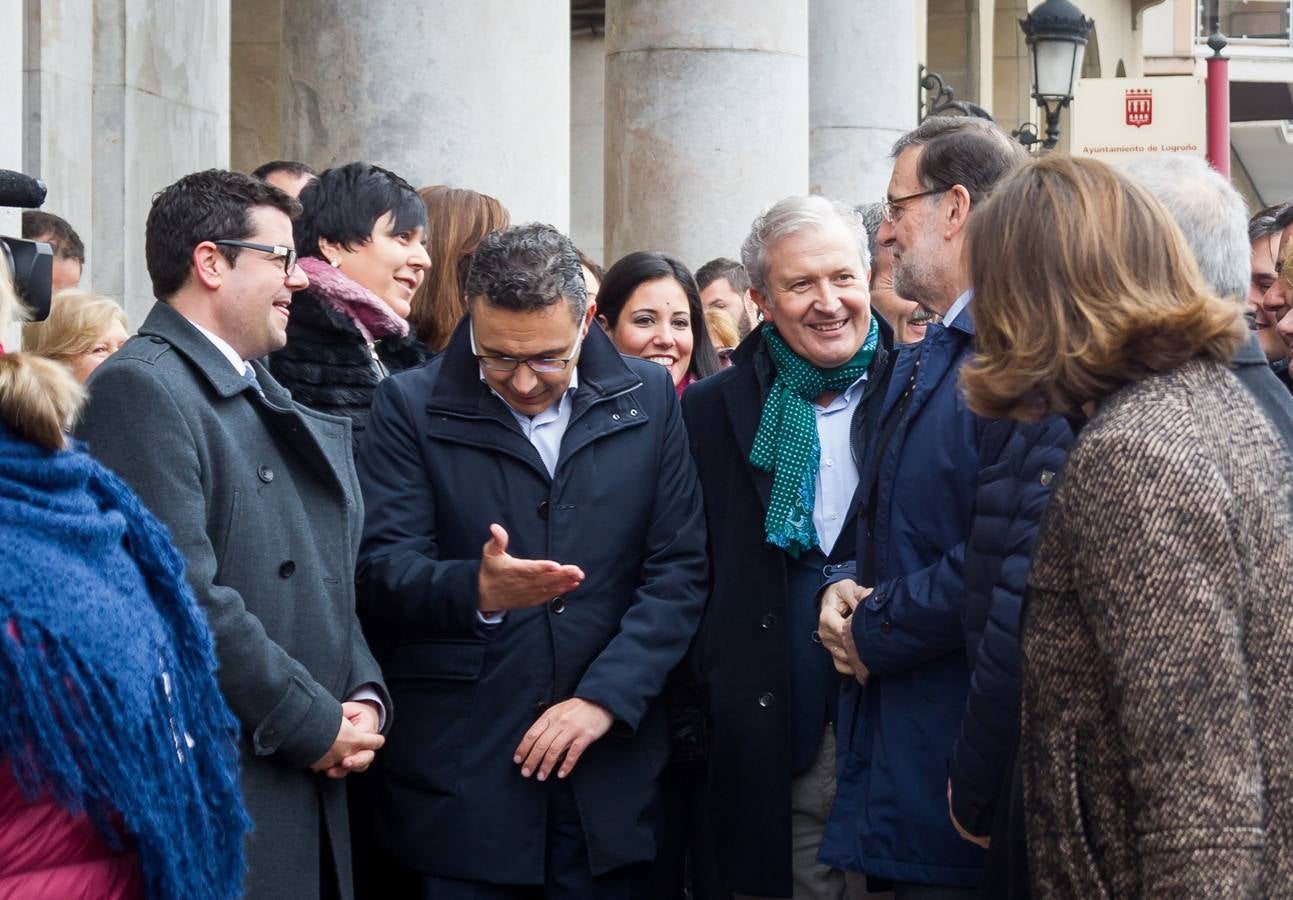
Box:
[21,289,128,383]
[962,155,1293,897]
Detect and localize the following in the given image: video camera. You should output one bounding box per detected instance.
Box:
[1,169,54,322]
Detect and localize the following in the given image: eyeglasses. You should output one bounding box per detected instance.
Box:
[212,240,298,276]
[880,186,950,224]
[470,319,585,373]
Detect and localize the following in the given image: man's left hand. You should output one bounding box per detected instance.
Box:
[948,779,991,849]
[514,698,614,781]
[818,580,872,685]
[326,700,383,778]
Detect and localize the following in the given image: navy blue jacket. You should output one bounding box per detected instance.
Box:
[353,319,707,883]
[819,307,1070,888]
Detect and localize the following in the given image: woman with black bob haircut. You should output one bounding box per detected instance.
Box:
[597,251,722,397]
[269,161,432,445]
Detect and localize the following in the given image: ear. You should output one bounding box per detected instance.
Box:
[317,236,344,266]
[583,302,598,332]
[191,241,224,291]
[596,311,610,332]
[944,184,973,241]
[749,287,774,319]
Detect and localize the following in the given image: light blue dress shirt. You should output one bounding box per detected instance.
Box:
[943,289,974,329]
[813,372,867,553]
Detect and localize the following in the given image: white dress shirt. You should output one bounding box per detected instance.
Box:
[813,372,867,553]
[944,289,974,329]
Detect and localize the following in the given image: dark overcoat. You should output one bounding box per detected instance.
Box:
[678,326,893,898]
[76,301,389,900]
[353,318,707,884]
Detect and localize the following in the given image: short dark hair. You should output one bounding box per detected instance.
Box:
[1273,201,1293,234]
[599,251,724,381]
[891,116,1027,208]
[466,223,588,320]
[293,162,427,260]
[251,159,316,181]
[577,249,604,284]
[22,210,85,262]
[694,257,751,295]
[1249,204,1285,243]
[145,169,301,301]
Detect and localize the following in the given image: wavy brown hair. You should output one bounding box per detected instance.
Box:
[961,155,1246,420]
[409,185,510,351]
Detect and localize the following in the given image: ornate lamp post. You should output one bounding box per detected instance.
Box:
[1020,0,1094,150]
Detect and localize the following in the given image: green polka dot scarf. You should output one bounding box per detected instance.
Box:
[750,318,879,557]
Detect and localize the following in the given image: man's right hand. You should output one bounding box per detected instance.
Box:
[478,523,585,613]
[818,578,872,683]
[310,715,386,779]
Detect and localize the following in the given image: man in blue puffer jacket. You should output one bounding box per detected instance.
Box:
[816,118,1072,899]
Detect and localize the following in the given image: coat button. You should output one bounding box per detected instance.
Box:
[258,465,274,483]
[760,613,776,630]
[278,560,295,578]
[533,702,547,718]
[757,692,775,708]
[822,565,833,576]
[550,596,566,614]
[811,631,823,644]
[537,500,550,520]
[612,413,621,421]
[629,408,639,416]
[880,620,893,634]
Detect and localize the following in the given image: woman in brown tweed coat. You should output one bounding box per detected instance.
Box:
[960,155,1293,898]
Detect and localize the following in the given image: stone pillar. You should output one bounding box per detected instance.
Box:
[281,0,570,230]
[570,31,605,267]
[231,0,284,175]
[809,0,918,204]
[604,0,809,269]
[0,0,23,240]
[91,0,230,326]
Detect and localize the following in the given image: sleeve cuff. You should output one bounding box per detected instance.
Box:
[345,684,388,732]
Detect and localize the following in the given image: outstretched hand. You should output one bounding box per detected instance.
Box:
[478,524,584,613]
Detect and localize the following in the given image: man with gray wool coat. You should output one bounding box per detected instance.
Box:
[77,169,390,900]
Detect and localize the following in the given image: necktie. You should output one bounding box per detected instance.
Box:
[243,363,264,397]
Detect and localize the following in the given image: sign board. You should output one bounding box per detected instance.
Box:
[1070,76,1207,165]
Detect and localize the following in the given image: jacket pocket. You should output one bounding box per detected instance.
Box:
[1064,730,1111,900]
[381,640,487,796]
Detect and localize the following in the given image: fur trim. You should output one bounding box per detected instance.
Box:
[298,256,409,340]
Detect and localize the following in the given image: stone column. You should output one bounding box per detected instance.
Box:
[0,0,23,240]
[809,0,918,205]
[281,0,570,230]
[91,0,230,326]
[570,31,605,266]
[604,0,809,269]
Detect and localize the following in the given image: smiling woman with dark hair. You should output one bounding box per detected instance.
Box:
[597,251,722,396]
[269,161,432,445]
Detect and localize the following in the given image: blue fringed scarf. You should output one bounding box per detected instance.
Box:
[0,422,249,899]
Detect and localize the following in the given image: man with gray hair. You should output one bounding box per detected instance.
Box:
[355,222,707,897]
[1125,154,1293,454]
[683,194,895,899]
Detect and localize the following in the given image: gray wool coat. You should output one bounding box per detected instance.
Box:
[76,301,389,900]
[1022,357,1293,898]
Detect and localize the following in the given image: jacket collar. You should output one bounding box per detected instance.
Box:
[137,302,293,403]
[427,312,642,423]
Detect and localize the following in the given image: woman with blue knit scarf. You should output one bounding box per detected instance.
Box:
[0,260,248,897]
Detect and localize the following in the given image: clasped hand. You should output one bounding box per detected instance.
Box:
[310,701,384,779]
[818,578,873,685]
[478,523,584,613]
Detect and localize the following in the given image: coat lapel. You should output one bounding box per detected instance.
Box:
[722,337,776,516]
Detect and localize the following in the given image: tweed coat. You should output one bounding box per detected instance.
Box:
[1022,357,1293,898]
[76,301,389,900]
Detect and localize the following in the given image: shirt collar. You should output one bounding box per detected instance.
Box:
[188,321,247,374]
[944,290,974,329]
[479,366,580,419]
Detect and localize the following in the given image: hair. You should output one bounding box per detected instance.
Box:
[855,203,885,286]
[408,185,510,351]
[21,290,128,364]
[961,155,1247,420]
[597,251,723,380]
[1275,202,1293,233]
[1123,155,1250,302]
[251,159,317,181]
[577,249,604,284]
[465,223,589,321]
[294,162,427,261]
[890,116,1028,209]
[740,195,871,295]
[146,169,301,301]
[694,257,751,296]
[0,254,85,450]
[22,210,85,262]
[1249,203,1285,243]
[705,305,740,351]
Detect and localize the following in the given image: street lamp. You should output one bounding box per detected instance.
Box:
[1020,0,1094,150]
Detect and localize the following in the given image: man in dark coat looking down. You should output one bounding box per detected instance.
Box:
[354,222,707,898]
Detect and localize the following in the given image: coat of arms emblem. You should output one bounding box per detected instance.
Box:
[1125,89,1152,128]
